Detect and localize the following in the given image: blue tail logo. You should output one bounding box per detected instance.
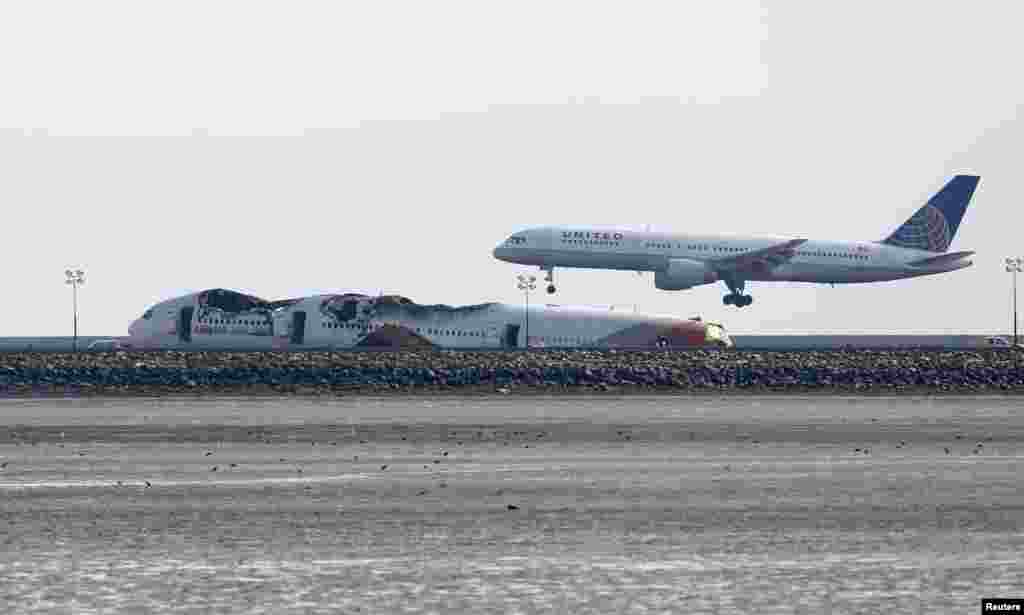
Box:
[882,175,980,253]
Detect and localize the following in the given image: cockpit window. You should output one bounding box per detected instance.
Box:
[505,235,527,246]
[142,309,154,320]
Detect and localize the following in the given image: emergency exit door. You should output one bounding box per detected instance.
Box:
[178,307,193,343]
[290,311,306,345]
[503,324,520,348]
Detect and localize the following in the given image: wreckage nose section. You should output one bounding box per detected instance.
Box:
[657,319,732,349]
[596,317,731,349]
[704,323,732,348]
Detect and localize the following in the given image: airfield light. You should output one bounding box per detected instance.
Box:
[65,269,85,352]
[1007,258,1023,349]
[516,274,536,349]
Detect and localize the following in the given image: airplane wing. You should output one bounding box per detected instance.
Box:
[711,239,807,275]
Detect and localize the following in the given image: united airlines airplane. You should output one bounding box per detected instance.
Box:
[125,288,732,350]
[493,175,980,307]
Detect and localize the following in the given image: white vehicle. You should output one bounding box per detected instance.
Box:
[981,336,1023,350]
[493,175,980,308]
[127,288,732,351]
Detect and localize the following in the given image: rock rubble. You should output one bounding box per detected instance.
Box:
[1,349,1022,396]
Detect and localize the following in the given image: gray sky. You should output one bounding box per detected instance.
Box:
[1,1,1021,336]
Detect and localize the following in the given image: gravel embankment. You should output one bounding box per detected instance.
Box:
[1,349,1023,396]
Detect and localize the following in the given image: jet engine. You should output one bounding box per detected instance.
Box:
[654,259,719,290]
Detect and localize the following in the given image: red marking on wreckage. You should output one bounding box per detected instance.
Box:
[671,323,707,345]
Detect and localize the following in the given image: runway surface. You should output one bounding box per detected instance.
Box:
[1,395,1022,613]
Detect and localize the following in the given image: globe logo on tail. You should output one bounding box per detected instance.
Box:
[884,204,952,252]
[881,175,979,253]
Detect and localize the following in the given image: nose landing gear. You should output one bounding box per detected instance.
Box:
[722,279,753,307]
[543,267,556,294]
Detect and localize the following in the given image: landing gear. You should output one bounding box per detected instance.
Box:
[543,267,556,294]
[722,279,754,308]
[723,294,754,307]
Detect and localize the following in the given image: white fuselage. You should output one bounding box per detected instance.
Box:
[493,227,973,285]
[126,290,731,351]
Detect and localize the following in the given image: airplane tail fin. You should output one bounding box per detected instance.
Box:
[881,175,980,252]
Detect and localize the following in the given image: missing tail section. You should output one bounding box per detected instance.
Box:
[882,175,980,252]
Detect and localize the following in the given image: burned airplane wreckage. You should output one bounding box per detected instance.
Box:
[126,288,732,351]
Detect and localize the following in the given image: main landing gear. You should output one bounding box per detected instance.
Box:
[724,294,753,307]
[722,279,754,308]
[543,267,556,294]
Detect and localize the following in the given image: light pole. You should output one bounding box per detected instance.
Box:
[516,274,536,349]
[1007,258,1022,348]
[65,269,85,352]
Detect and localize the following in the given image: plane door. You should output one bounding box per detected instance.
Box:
[503,324,520,348]
[290,311,307,345]
[178,307,194,343]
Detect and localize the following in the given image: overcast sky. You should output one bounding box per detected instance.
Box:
[1,1,1021,336]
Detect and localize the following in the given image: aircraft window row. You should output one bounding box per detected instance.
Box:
[685,245,742,252]
[796,250,868,260]
[416,327,485,337]
[319,322,590,344]
[536,336,586,344]
[200,318,268,326]
[645,242,672,249]
[322,323,491,337]
[318,320,594,345]
[323,322,369,330]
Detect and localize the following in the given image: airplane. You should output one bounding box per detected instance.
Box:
[125,288,732,350]
[492,175,980,307]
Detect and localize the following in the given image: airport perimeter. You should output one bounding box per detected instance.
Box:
[0,334,1015,353]
[1,347,1022,397]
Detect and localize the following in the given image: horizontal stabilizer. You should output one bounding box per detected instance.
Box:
[906,250,975,268]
